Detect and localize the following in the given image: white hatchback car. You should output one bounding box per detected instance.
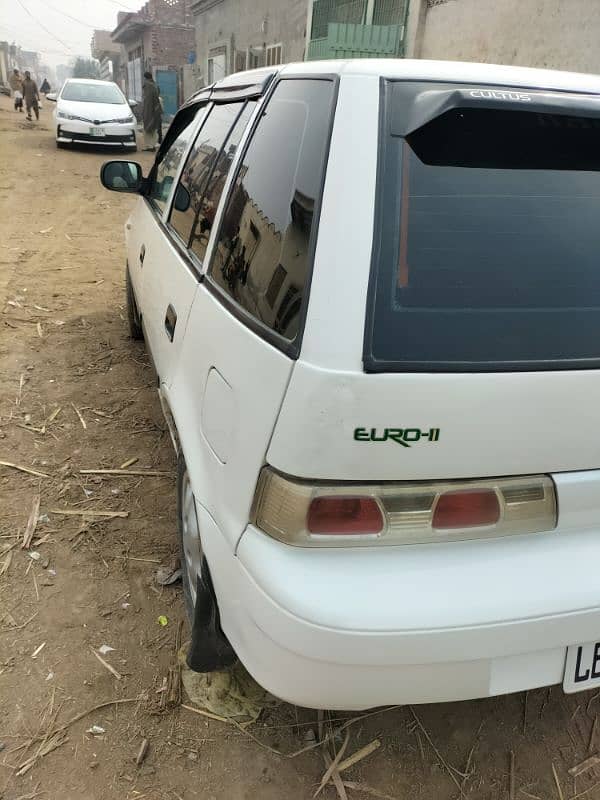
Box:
[48,78,137,149]
[101,59,600,710]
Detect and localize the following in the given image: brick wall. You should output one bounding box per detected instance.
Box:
[142,0,194,26]
[148,23,195,68]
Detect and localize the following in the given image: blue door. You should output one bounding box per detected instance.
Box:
[155,69,178,117]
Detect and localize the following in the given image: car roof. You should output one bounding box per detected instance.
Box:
[217,58,600,96]
[64,78,118,86]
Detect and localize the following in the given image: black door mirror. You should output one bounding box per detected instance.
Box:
[100,160,143,193]
[173,184,190,213]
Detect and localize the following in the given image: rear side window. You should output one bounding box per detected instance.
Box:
[189,101,256,262]
[366,83,600,371]
[208,79,335,342]
[169,102,245,246]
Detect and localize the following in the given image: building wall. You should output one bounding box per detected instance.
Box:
[410,0,600,73]
[0,44,10,87]
[192,0,307,86]
[113,1,195,106]
[150,24,195,69]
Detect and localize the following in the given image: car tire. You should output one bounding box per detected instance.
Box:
[126,267,144,341]
[177,454,237,672]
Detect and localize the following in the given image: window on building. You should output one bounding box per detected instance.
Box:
[207,49,227,83]
[169,102,244,245]
[372,0,409,26]
[235,50,246,72]
[208,79,336,341]
[246,48,264,70]
[127,46,143,102]
[265,44,282,66]
[311,0,367,39]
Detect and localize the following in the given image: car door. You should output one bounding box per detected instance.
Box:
[134,97,209,386]
[167,77,339,551]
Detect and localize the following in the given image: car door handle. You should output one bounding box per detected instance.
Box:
[139,244,145,266]
[164,304,177,342]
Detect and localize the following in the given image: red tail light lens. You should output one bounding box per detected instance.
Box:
[307,497,384,535]
[433,489,500,529]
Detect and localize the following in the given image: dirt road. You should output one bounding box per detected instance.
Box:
[0,96,599,800]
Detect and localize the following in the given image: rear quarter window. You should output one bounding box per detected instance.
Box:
[365,81,600,372]
[208,78,336,347]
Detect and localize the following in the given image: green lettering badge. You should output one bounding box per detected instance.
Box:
[353,427,440,448]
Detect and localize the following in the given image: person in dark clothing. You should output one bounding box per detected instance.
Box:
[142,71,161,151]
[40,78,51,94]
[22,71,40,121]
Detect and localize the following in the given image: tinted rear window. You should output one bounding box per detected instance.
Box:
[366,83,600,372]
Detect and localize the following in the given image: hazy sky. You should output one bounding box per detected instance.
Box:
[0,0,141,67]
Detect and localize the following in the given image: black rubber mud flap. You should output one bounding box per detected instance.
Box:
[186,562,237,673]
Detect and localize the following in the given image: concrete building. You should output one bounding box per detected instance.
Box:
[190,0,307,86]
[91,29,122,85]
[405,0,600,73]
[111,0,196,115]
[0,42,14,89]
[0,44,43,85]
[20,50,40,79]
[306,0,410,61]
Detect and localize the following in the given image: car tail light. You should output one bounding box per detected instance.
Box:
[432,490,500,529]
[252,468,557,547]
[307,497,384,534]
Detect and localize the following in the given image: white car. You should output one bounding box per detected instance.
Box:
[101,59,600,710]
[47,78,137,149]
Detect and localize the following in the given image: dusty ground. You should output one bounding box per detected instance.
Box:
[1,95,600,800]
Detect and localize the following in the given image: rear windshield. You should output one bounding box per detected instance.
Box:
[61,82,124,104]
[366,82,600,371]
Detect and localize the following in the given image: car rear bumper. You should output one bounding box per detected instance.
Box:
[196,516,600,710]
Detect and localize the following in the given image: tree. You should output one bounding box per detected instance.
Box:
[71,58,100,79]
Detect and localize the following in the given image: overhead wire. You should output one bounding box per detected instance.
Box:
[103,0,139,10]
[39,0,99,29]
[14,0,74,54]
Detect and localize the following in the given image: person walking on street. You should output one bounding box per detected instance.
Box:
[9,69,23,113]
[142,71,161,151]
[40,78,51,94]
[22,72,40,121]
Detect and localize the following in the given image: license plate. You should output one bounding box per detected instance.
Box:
[564,641,600,693]
[90,127,105,137]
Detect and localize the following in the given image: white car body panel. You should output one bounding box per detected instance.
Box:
[268,362,600,480]
[113,59,600,708]
[167,288,294,550]
[134,211,199,385]
[54,79,136,147]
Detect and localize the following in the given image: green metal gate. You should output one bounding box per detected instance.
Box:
[307,0,409,60]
